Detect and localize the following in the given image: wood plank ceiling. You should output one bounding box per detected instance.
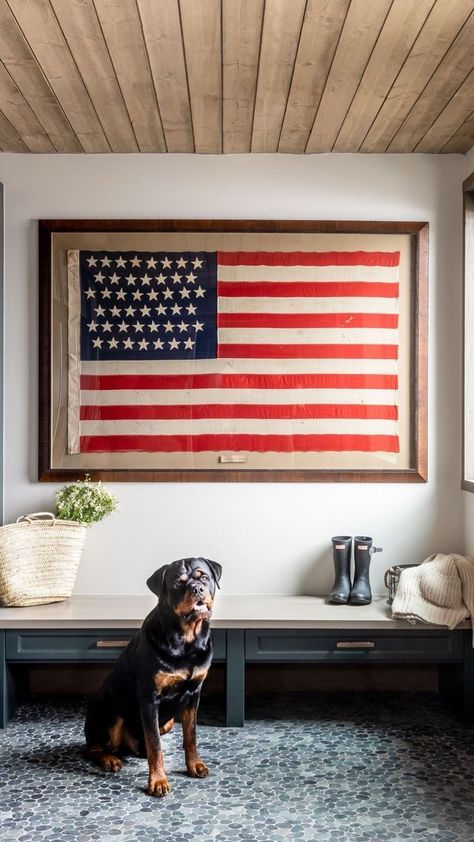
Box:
[0,0,473,154]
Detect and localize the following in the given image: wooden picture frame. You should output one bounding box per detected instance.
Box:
[39,219,428,483]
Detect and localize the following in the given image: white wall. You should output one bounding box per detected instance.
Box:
[0,152,466,595]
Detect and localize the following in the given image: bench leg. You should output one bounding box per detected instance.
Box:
[0,631,7,728]
[463,631,474,725]
[0,632,19,729]
[439,632,474,725]
[226,629,245,727]
[0,630,6,728]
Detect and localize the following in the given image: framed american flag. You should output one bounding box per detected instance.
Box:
[38,219,428,483]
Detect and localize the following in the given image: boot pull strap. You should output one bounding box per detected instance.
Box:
[357,543,383,553]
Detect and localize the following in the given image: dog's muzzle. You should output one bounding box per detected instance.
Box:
[188,583,212,615]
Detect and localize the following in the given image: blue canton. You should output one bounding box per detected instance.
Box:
[80,251,217,360]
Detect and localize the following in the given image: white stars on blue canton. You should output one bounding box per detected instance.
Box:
[80,251,217,361]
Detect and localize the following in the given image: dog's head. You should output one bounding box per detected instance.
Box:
[146,557,222,625]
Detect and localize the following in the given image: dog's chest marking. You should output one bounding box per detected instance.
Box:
[154,665,209,694]
[154,670,188,693]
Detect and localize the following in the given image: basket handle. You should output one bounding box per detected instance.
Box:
[384,568,394,588]
[17,512,56,526]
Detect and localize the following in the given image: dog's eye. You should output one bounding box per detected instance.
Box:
[174,577,188,588]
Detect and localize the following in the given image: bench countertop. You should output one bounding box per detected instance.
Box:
[0,594,468,631]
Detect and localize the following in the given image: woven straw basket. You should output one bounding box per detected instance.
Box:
[0,512,87,607]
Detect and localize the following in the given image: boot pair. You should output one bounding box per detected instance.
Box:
[328,535,382,606]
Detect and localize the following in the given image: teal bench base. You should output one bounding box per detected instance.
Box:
[1,627,473,729]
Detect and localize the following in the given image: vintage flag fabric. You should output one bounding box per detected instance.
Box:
[67,249,400,456]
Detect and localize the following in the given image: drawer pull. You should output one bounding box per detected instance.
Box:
[336,641,375,650]
[95,640,130,649]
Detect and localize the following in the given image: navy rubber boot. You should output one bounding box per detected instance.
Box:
[328,536,352,605]
[349,536,383,606]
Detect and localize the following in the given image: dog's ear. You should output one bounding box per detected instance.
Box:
[146,565,169,599]
[204,558,222,589]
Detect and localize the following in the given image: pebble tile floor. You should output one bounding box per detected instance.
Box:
[0,692,474,841]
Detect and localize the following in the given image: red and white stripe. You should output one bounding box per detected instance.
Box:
[77,250,400,454]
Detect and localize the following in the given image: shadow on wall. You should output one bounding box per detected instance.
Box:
[298,546,335,597]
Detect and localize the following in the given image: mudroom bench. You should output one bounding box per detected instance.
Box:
[0,595,472,729]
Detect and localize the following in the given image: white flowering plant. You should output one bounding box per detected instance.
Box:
[56,475,119,526]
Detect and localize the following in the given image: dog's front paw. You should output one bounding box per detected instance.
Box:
[187,759,209,778]
[147,775,171,797]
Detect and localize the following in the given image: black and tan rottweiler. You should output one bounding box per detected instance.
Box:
[84,556,222,797]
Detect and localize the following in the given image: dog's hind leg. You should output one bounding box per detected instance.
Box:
[84,698,124,772]
[84,745,123,772]
[160,718,175,735]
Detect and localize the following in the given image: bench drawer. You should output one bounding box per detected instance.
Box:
[6,630,136,661]
[6,628,226,662]
[245,629,464,663]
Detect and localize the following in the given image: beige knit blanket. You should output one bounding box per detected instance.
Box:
[391,553,474,644]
